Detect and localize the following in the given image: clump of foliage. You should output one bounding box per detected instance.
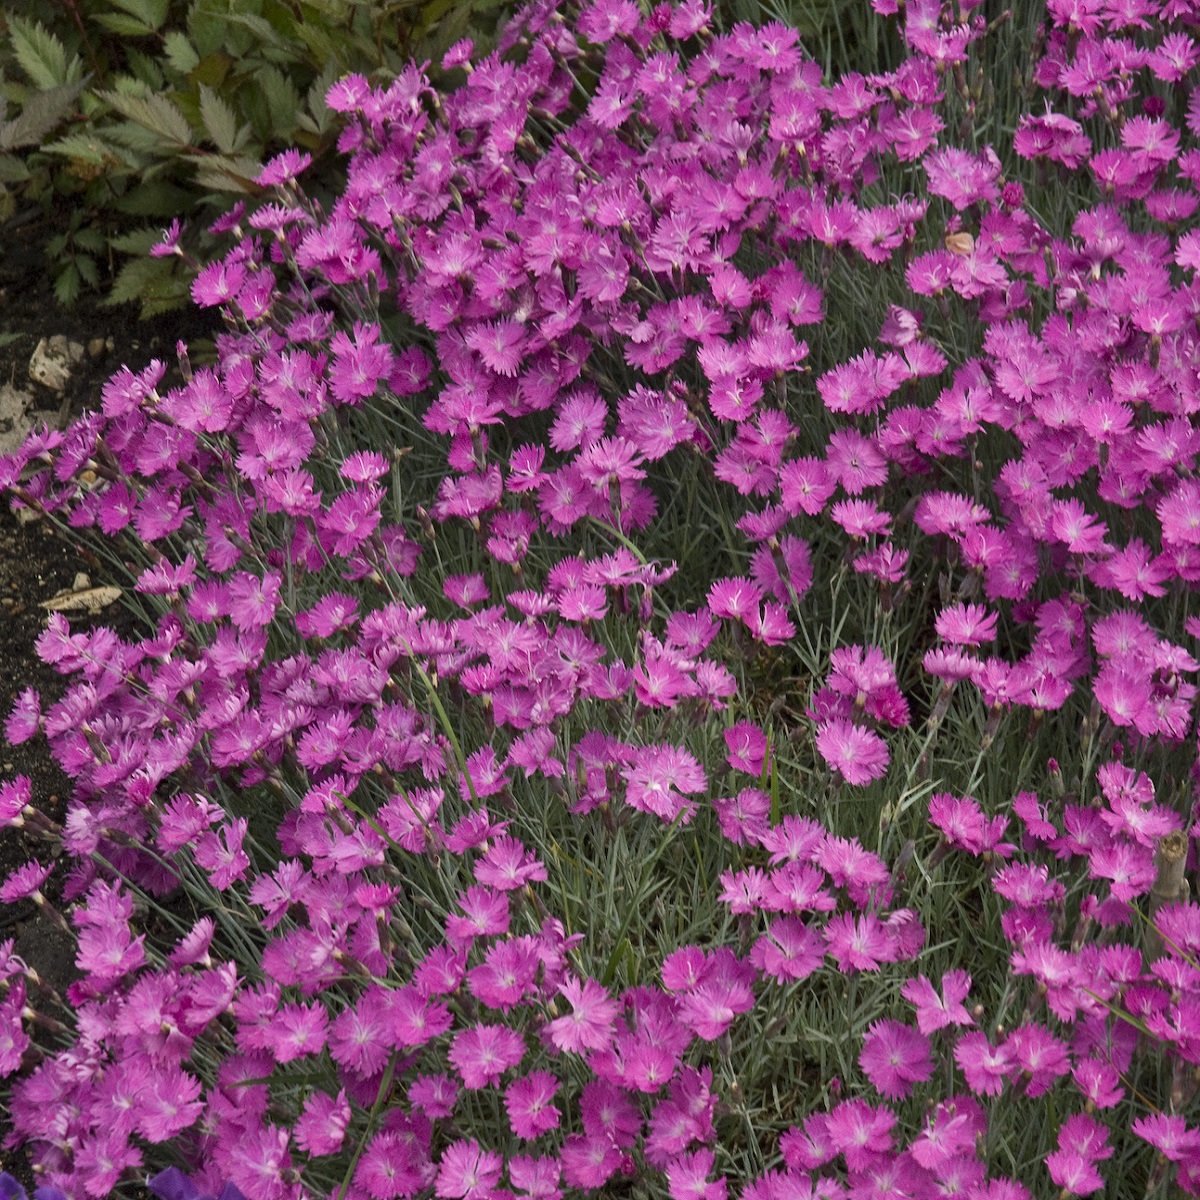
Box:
[0,0,516,313]
[6,0,1200,1198]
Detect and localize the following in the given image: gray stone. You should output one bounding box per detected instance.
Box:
[28,334,85,392]
[0,381,35,456]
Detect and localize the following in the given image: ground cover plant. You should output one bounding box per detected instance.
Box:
[0,0,515,312]
[5,0,1200,1197]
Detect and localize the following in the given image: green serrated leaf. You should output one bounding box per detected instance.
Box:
[72,226,107,254]
[103,254,188,317]
[222,9,284,47]
[53,262,81,307]
[199,83,239,153]
[255,64,301,138]
[0,80,85,151]
[188,6,227,58]
[109,0,171,31]
[261,0,300,41]
[97,88,193,147]
[163,31,201,75]
[99,121,169,156]
[93,13,158,37]
[108,227,162,254]
[41,131,130,166]
[304,59,338,135]
[126,48,166,90]
[102,253,164,306]
[290,21,341,67]
[75,254,100,288]
[8,16,79,90]
[114,180,194,216]
[0,157,31,183]
[192,53,234,89]
[188,153,261,193]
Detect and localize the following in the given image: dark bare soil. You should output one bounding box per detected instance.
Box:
[0,222,217,1185]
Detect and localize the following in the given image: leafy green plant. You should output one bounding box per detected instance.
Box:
[0,0,516,315]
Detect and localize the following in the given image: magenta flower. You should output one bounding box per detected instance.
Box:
[859,1020,934,1099]
[0,860,52,905]
[815,720,889,786]
[725,721,769,775]
[929,793,1009,857]
[226,571,282,632]
[468,939,540,1012]
[1072,1058,1123,1110]
[1133,1113,1200,1161]
[1005,1023,1070,1097]
[448,1023,526,1089]
[1045,1152,1104,1196]
[135,1064,204,1142]
[909,1096,983,1170]
[901,971,974,1035]
[466,320,528,376]
[0,776,33,825]
[823,912,897,972]
[328,988,396,1078]
[352,1123,434,1200]
[266,1001,328,1064]
[294,1089,351,1157]
[750,916,825,983]
[713,789,771,847]
[935,602,999,646]
[508,1157,561,1200]
[75,920,145,985]
[622,745,707,824]
[392,988,453,1048]
[954,1031,1013,1096]
[75,1131,144,1196]
[193,817,250,890]
[824,1099,896,1171]
[1158,479,1200,546]
[707,576,763,623]
[677,950,756,1039]
[546,977,619,1054]
[815,835,891,908]
[435,1139,502,1200]
[559,1136,622,1191]
[505,1072,561,1141]
[666,1150,727,1200]
[474,837,548,891]
[923,145,1001,209]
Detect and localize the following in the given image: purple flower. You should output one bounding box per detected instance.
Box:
[448,1023,526,1089]
[148,1168,248,1200]
[815,720,889,786]
[859,1020,934,1099]
[505,1071,561,1140]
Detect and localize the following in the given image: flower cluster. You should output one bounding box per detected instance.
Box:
[809,646,909,785]
[4,0,1200,1196]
